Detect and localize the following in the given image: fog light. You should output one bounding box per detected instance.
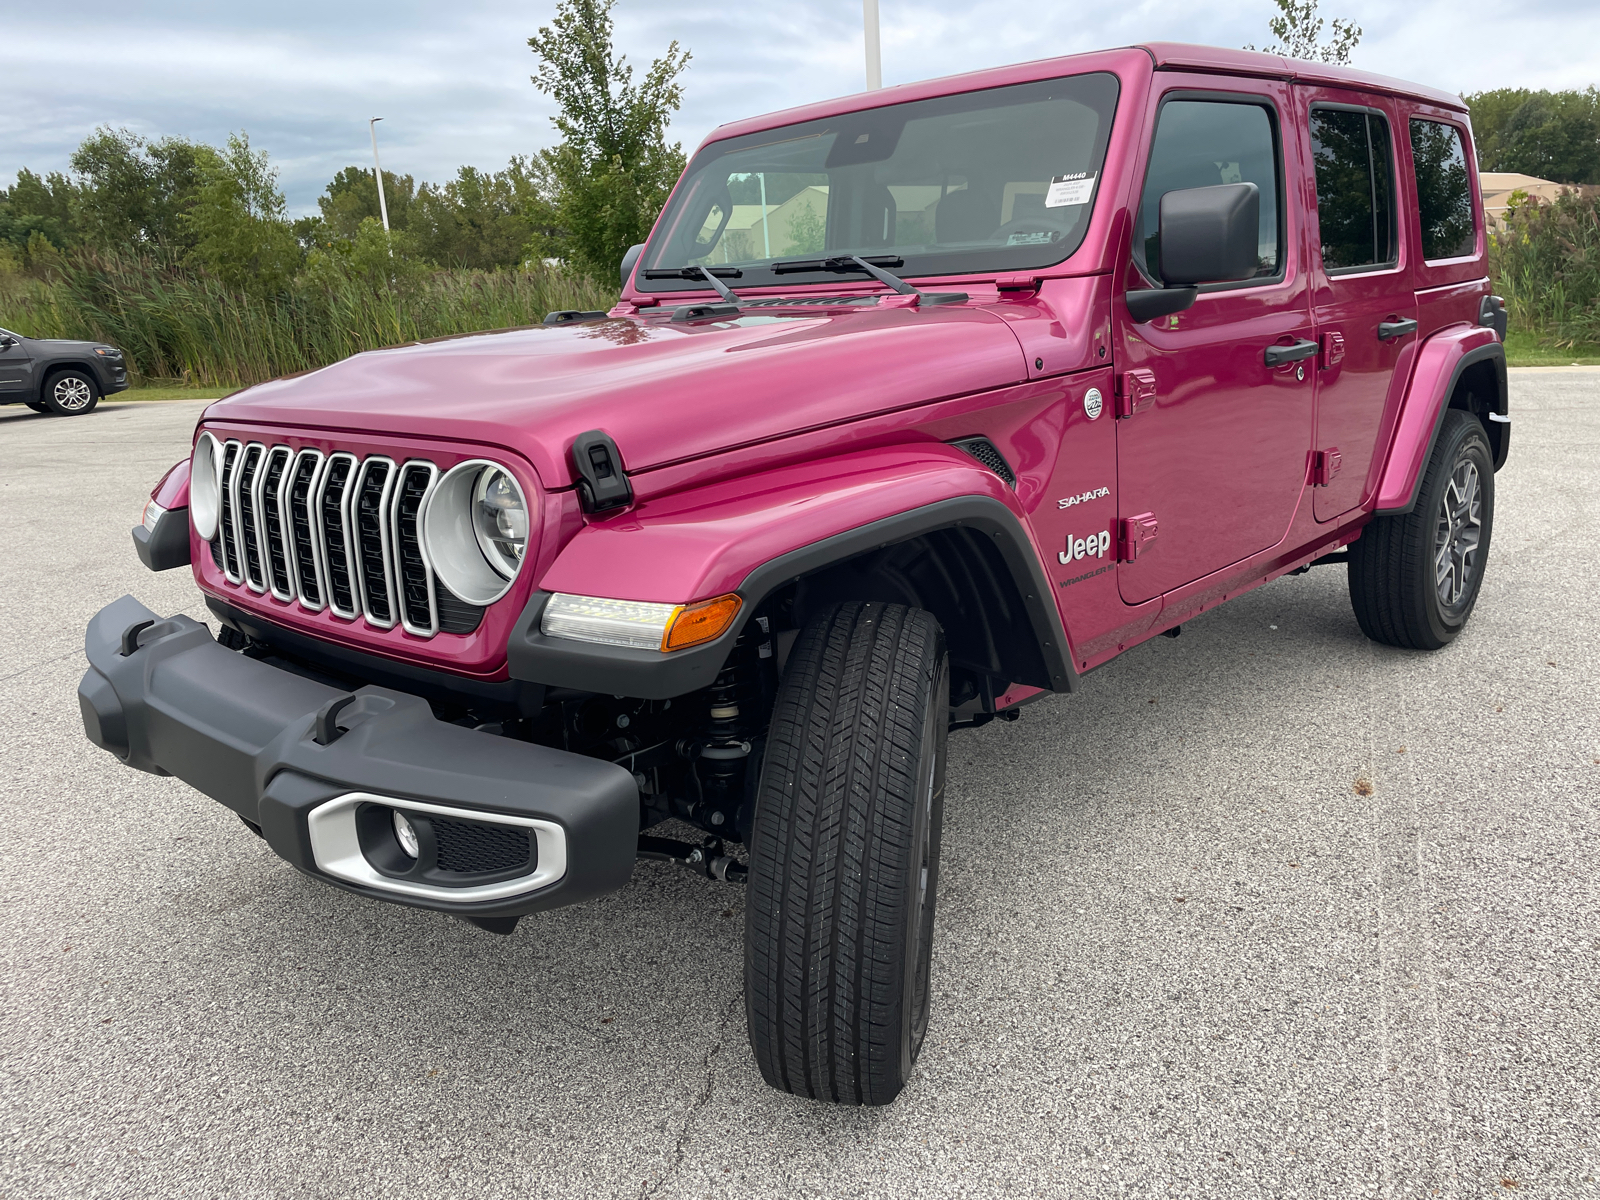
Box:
[392,810,419,858]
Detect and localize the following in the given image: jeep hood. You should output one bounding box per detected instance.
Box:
[206,305,1030,488]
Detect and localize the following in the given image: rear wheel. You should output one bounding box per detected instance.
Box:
[1348,409,1494,650]
[745,601,948,1106]
[26,401,48,414]
[42,370,99,416]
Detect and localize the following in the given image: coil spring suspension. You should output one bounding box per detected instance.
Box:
[678,616,772,832]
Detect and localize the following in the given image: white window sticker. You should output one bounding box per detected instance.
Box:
[1045,173,1096,208]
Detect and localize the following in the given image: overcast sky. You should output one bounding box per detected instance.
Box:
[4,0,1597,216]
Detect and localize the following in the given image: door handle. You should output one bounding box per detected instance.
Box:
[1263,339,1318,368]
[1377,318,1418,340]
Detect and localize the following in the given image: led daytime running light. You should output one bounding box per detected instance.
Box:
[542,592,743,652]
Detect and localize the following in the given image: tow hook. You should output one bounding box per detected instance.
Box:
[637,834,748,883]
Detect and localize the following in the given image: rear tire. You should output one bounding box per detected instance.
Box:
[42,370,99,416]
[26,401,48,414]
[1348,409,1494,650]
[745,602,949,1106]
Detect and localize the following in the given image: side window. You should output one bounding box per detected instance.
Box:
[1409,119,1476,260]
[1310,108,1396,272]
[1137,98,1282,284]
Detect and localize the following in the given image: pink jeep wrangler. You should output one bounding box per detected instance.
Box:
[85,44,1508,1105]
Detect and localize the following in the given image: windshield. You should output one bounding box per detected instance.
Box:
[639,72,1120,292]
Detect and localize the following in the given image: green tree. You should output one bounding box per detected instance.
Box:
[527,0,690,281]
[1465,88,1600,184]
[317,165,417,239]
[1246,0,1361,64]
[69,128,218,251]
[0,169,79,258]
[413,163,537,268]
[182,132,301,292]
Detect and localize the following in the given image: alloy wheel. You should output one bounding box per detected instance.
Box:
[1434,459,1482,610]
[53,376,94,412]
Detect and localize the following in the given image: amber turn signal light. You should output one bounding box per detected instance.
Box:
[662,594,742,652]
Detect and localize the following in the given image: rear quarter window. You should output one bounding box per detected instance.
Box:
[1409,119,1476,261]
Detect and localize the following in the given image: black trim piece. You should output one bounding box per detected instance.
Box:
[508,496,1078,699]
[543,310,608,325]
[78,595,639,919]
[132,508,192,572]
[205,596,546,715]
[1125,286,1197,323]
[1377,341,1507,515]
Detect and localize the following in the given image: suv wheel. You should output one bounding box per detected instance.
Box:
[42,370,100,416]
[1348,409,1495,650]
[26,401,49,414]
[745,601,948,1105]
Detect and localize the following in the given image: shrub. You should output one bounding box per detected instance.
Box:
[0,248,615,389]
[1489,186,1600,347]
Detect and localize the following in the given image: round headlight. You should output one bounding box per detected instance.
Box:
[472,467,529,578]
[191,432,222,541]
[419,459,532,606]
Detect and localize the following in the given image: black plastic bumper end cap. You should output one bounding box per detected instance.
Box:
[78,669,129,761]
[132,508,192,572]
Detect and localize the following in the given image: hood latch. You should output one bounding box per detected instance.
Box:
[572,430,633,514]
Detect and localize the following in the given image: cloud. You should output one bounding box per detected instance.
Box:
[3,0,1596,214]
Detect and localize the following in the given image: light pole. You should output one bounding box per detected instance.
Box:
[863,0,882,89]
[368,117,391,235]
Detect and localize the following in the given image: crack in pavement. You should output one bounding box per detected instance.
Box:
[642,992,744,1199]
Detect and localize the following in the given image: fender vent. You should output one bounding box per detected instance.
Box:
[950,436,1016,488]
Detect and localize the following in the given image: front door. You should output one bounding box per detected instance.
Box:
[1115,82,1315,605]
[0,332,33,399]
[1300,90,1418,521]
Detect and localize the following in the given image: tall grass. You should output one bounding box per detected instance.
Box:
[1489,187,1600,347]
[0,251,615,388]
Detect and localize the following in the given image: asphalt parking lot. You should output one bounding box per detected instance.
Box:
[2,375,1597,1200]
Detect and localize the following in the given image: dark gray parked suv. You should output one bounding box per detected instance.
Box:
[0,326,129,416]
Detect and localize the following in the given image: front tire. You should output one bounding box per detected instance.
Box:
[745,602,949,1106]
[42,370,100,416]
[1348,409,1494,650]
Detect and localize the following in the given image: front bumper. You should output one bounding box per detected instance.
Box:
[78,595,640,919]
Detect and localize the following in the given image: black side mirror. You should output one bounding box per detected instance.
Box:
[1125,182,1261,324]
[0,335,16,350]
[619,243,645,289]
[1158,182,1261,285]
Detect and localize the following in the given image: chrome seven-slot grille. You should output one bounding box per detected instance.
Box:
[209,440,484,637]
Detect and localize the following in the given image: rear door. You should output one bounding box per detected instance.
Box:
[1299,90,1417,521]
[1114,80,1315,604]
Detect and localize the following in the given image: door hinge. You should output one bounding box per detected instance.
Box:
[1117,512,1159,562]
[1320,331,1345,370]
[1311,447,1343,487]
[1115,369,1157,419]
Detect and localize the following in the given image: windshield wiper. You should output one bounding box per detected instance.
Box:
[770,255,914,292]
[769,255,966,305]
[641,265,743,304]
